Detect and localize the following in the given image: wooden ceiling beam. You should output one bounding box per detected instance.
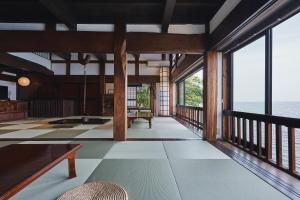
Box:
[161,0,176,33]
[0,31,206,54]
[40,0,77,31]
[0,73,17,82]
[0,53,54,76]
[127,32,206,53]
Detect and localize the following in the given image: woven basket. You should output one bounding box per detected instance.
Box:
[57,182,128,200]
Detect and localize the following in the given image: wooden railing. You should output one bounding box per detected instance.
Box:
[176,105,203,129]
[224,110,300,178]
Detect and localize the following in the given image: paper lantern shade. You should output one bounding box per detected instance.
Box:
[18,77,31,87]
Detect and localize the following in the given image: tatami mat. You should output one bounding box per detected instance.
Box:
[163,140,230,159]
[86,159,181,200]
[12,159,102,200]
[0,129,53,138]
[104,141,167,159]
[169,159,289,200]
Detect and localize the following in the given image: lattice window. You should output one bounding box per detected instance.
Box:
[160,67,169,116]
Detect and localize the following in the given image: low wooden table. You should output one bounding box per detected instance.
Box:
[128,112,153,128]
[0,144,81,200]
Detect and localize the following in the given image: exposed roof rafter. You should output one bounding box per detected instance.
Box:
[161,0,176,33]
[40,0,77,31]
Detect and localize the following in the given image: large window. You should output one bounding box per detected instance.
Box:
[127,85,150,109]
[177,70,203,107]
[230,13,300,171]
[233,36,265,114]
[272,13,300,118]
[184,71,203,107]
[178,81,185,105]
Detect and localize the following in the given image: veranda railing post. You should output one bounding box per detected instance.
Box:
[237,117,241,145]
[265,122,272,161]
[275,125,282,167]
[242,118,247,149]
[232,117,236,143]
[249,120,254,151]
[257,121,262,158]
[288,127,296,173]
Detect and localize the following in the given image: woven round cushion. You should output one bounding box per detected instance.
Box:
[57,182,128,200]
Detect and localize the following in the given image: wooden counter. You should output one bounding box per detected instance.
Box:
[0,100,28,122]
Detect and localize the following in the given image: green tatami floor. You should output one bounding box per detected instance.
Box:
[0,140,289,200]
[0,117,200,139]
[0,117,289,200]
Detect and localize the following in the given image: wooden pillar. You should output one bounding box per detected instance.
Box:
[99,60,105,115]
[113,19,128,141]
[66,59,71,75]
[169,54,174,115]
[203,51,218,142]
[134,54,139,76]
[222,54,230,140]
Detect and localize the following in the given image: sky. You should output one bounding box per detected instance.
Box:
[233,12,300,102]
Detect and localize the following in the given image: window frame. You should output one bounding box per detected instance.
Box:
[229,11,300,116]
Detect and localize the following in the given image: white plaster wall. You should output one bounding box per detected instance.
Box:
[85,63,99,75]
[8,52,51,70]
[70,63,99,75]
[140,54,161,61]
[0,23,45,30]
[105,63,114,75]
[128,64,135,75]
[106,54,114,61]
[127,24,161,33]
[139,64,160,75]
[168,24,206,34]
[0,80,16,100]
[70,63,84,75]
[52,63,66,75]
[77,24,114,32]
[127,54,135,61]
[210,0,241,33]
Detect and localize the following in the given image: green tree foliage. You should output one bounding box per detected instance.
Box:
[137,87,150,109]
[185,75,203,107]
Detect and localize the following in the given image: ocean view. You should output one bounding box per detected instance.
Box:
[234,102,300,171]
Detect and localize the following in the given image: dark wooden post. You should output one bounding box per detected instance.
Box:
[134,54,139,76]
[222,54,230,140]
[113,19,128,141]
[169,54,174,115]
[203,51,218,142]
[66,59,71,75]
[99,59,105,115]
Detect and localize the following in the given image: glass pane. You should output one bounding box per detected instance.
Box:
[233,36,265,114]
[272,12,300,118]
[179,82,184,105]
[184,70,203,107]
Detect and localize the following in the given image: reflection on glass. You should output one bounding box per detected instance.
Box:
[233,36,265,114]
[272,13,300,118]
